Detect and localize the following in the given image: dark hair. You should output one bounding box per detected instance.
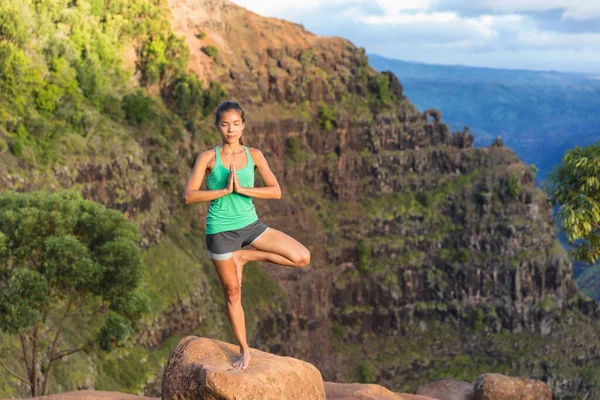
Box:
[214,100,246,145]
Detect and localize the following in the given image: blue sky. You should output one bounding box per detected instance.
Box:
[232,0,600,75]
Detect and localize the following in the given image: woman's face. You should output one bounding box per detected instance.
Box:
[217,110,245,144]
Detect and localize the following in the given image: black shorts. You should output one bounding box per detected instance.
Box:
[205,219,269,260]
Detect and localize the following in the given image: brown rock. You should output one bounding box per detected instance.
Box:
[473,373,552,400]
[416,378,474,400]
[492,136,504,147]
[324,382,436,400]
[15,390,159,400]
[161,336,326,400]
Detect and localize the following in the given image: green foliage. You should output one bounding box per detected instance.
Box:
[0,42,44,115]
[195,31,206,39]
[416,191,432,207]
[544,142,600,263]
[0,0,226,167]
[201,45,219,61]
[356,359,375,383]
[539,295,557,312]
[529,163,539,176]
[141,32,189,85]
[507,173,521,199]
[369,74,390,104]
[318,101,336,131]
[101,94,125,120]
[8,125,28,156]
[0,0,33,46]
[122,92,152,126]
[438,248,469,264]
[459,307,487,332]
[172,73,205,118]
[355,239,370,274]
[285,136,313,163]
[299,50,315,68]
[0,190,148,395]
[202,81,227,117]
[168,74,225,119]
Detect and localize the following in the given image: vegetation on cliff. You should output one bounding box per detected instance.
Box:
[1,0,599,399]
[544,142,600,264]
[0,190,148,396]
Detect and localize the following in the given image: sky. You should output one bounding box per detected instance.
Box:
[232,0,600,75]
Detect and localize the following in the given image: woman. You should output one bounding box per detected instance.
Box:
[183,100,311,370]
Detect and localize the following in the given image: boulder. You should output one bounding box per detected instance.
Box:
[473,373,552,400]
[20,391,158,400]
[416,378,474,400]
[161,336,326,399]
[324,382,435,399]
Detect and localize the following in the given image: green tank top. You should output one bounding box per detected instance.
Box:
[206,145,259,234]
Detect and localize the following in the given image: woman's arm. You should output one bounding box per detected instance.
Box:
[183,151,233,204]
[234,148,281,199]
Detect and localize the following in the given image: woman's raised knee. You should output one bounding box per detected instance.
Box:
[293,248,311,267]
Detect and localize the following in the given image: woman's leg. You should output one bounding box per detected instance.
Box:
[232,228,311,286]
[211,257,252,369]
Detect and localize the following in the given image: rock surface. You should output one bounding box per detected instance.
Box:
[416,378,474,400]
[161,335,326,399]
[6,391,159,400]
[324,382,435,400]
[473,373,552,400]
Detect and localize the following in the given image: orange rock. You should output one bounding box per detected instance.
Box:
[161,336,326,399]
[17,390,158,400]
[416,378,474,399]
[474,373,552,400]
[324,382,436,400]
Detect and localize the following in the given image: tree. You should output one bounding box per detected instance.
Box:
[543,142,600,263]
[0,190,149,396]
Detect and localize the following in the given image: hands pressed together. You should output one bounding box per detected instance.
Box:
[225,163,244,195]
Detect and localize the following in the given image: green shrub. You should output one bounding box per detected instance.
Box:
[172,73,204,118]
[356,360,375,383]
[369,74,390,104]
[507,174,521,199]
[416,192,432,207]
[122,92,152,126]
[318,102,336,131]
[202,81,226,116]
[529,163,539,175]
[202,45,218,60]
[355,239,370,274]
[101,94,125,120]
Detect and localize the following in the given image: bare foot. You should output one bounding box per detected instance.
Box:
[232,347,251,369]
[232,251,246,288]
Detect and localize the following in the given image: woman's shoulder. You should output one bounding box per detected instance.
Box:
[246,147,266,164]
[196,147,218,163]
[246,146,264,156]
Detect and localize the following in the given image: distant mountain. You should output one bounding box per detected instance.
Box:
[368,53,600,294]
[368,54,600,85]
[368,54,600,183]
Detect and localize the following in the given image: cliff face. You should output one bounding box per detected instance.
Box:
[165,0,600,396]
[1,0,599,398]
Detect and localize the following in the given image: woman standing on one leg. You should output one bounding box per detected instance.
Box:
[183,100,311,370]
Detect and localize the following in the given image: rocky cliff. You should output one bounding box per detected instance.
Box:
[1,0,600,398]
[164,0,600,397]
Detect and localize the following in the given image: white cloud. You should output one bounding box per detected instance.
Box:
[230,0,600,73]
[232,0,362,17]
[436,0,600,21]
[343,9,458,25]
[233,0,600,21]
